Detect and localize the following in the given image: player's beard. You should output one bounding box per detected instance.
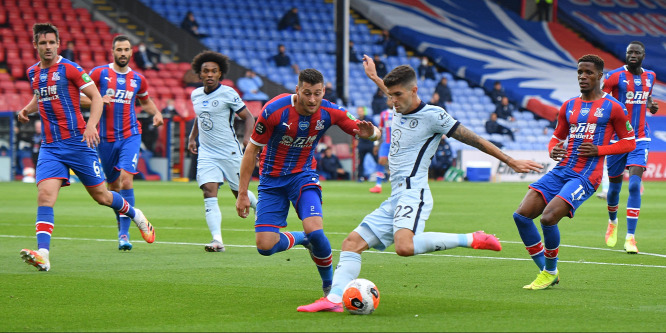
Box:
[114,57,129,68]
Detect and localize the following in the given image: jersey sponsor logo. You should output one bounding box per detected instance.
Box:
[634,78,642,86]
[233,96,241,103]
[279,135,317,148]
[624,91,649,105]
[569,123,596,139]
[105,88,114,96]
[626,121,633,132]
[33,89,39,96]
[203,100,209,107]
[37,85,59,102]
[107,89,134,104]
[117,77,126,85]
[580,107,590,116]
[298,121,309,130]
[315,120,325,130]
[199,111,213,131]
[82,73,91,83]
[255,122,266,134]
[282,122,292,130]
[51,72,60,81]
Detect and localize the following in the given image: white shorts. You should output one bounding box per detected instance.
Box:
[196,156,242,190]
[354,187,433,251]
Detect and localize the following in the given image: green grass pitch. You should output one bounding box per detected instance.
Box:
[1,180,665,332]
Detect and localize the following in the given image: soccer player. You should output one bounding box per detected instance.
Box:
[188,50,257,252]
[513,54,635,290]
[369,104,392,194]
[297,55,542,312]
[235,68,381,296]
[17,23,154,271]
[82,35,163,251]
[601,41,658,254]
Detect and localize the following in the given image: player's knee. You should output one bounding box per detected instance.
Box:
[628,176,641,194]
[394,240,415,257]
[257,247,275,256]
[539,212,560,227]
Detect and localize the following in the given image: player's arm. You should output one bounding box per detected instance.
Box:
[236,141,260,219]
[236,107,255,147]
[138,97,164,127]
[578,104,635,156]
[17,95,38,123]
[548,107,569,161]
[362,54,389,96]
[81,84,103,148]
[450,123,542,173]
[187,118,199,154]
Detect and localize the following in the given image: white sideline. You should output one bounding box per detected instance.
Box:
[3,234,665,269]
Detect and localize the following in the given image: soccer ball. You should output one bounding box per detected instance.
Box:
[342,278,380,315]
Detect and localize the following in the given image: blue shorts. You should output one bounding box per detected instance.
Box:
[378,142,390,158]
[529,166,594,218]
[255,171,323,232]
[36,138,106,187]
[97,135,141,183]
[606,140,649,177]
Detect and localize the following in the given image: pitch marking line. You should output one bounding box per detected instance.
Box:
[2,234,665,269]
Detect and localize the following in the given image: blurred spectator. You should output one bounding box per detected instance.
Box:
[60,41,76,62]
[489,81,506,106]
[434,77,453,103]
[376,30,398,57]
[237,69,269,104]
[181,11,207,38]
[429,92,445,109]
[183,68,202,88]
[355,106,377,181]
[349,41,362,63]
[161,98,177,119]
[530,0,552,21]
[139,112,160,153]
[495,96,516,122]
[134,43,160,71]
[323,81,338,103]
[417,56,436,81]
[277,7,301,31]
[318,146,350,180]
[373,54,388,79]
[429,136,454,180]
[270,44,299,74]
[485,112,515,141]
[371,89,388,116]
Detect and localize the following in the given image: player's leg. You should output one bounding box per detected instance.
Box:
[254,186,307,255]
[298,188,333,295]
[596,159,609,200]
[200,182,225,252]
[20,178,62,271]
[108,170,136,250]
[605,153,627,247]
[624,165,644,254]
[111,138,141,250]
[224,156,257,213]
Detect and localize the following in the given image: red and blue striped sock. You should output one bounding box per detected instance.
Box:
[110,191,135,219]
[257,231,306,256]
[607,181,622,221]
[36,206,54,250]
[306,229,333,290]
[117,189,134,239]
[541,224,560,273]
[513,212,545,270]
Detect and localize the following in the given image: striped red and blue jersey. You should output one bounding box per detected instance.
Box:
[379,109,393,144]
[552,93,635,187]
[602,65,656,141]
[89,64,150,142]
[27,56,95,144]
[250,93,361,177]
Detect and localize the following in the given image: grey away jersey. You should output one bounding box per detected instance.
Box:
[191,84,246,158]
[388,101,459,190]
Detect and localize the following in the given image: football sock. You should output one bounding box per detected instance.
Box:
[541,224,560,274]
[204,197,222,243]
[601,167,609,193]
[306,229,333,291]
[257,231,306,256]
[327,251,361,304]
[375,164,385,186]
[247,190,258,210]
[626,175,641,235]
[413,232,470,254]
[607,181,622,221]
[118,189,134,240]
[513,212,545,270]
[36,206,54,250]
[110,191,135,219]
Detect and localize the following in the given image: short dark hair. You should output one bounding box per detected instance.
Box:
[191,50,230,76]
[383,65,417,89]
[298,68,324,87]
[112,35,131,49]
[33,23,59,43]
[578,54,604,72]
[628,41,645,51]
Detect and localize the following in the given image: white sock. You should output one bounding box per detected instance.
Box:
[327,251,362,304]
[247,190,258,210]
[412,232,472,254]
[204,197,222,243]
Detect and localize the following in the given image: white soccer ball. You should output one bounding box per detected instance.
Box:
[342,278,380,315]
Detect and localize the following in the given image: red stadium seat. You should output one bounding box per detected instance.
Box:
[0,81,18,94]
[15,80,31,92]
[333,143,353,159]
[244,100,263,118]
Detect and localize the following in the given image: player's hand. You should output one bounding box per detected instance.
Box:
[102,95,112,104]
[354,121,376,139]
[362,54,377,79]
[187,139,198,154]
[82,126,100,149]
[152,111,164,127]
[507,159,543,173]
[577,142,598,156]
[235,193,251,219]
[17,109,30,123]
[649,100,659,115]
[550,141,566,161]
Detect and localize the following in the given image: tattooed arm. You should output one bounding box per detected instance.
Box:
[450,124,543,173]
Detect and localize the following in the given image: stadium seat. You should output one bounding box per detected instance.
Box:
[244,100,264,118]
[333,143,353,159]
